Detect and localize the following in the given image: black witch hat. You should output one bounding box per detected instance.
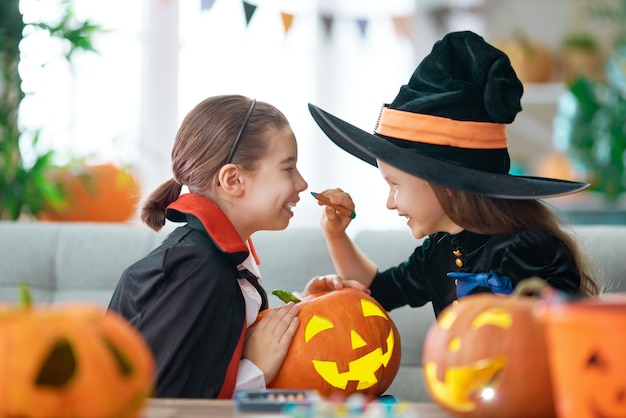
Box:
[308,31,588,199]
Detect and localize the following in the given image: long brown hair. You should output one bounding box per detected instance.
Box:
[430,184,599,296]
[141,95,290,231]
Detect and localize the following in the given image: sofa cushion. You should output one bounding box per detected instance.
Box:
[568,225,626,293]
[0,222,167,306]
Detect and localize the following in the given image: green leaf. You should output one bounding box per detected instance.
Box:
[271,289,301,304]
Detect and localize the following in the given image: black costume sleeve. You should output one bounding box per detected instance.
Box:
[109,236,246,398]
[493,230,581,293]
[369,237,436,311]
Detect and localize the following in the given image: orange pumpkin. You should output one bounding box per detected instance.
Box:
[422,292,555,418]
[538,294,626,418]
[0,287,156,418]
[40,163,141,222]
[258,288,401,397]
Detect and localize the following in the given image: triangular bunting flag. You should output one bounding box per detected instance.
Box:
[242,1,257,26]
[391,15,413,41]
[280,12,294,35]
[356,18,369,39]
[200,0,216,11]
[321,14,334,38]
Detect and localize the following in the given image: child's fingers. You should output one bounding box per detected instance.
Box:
[259,302,300,334]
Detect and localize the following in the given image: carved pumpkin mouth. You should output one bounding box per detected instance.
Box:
[311,329,396,391]
[424,355,506,412]
[591,391,626,418]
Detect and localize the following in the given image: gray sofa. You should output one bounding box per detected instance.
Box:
[1,221,624,402]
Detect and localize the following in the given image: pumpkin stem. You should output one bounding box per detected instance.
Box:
[514,277,550,298]
[17,281,32,308]
[271,289,301,304]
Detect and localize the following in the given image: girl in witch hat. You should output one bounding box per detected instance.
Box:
[306,31,599,317]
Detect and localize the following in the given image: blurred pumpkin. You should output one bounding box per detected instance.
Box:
[258,288,401,397]
[495,35,553,83]
[422,284,555,418]
[39,163,141,222]
[537,292,626,418]
[0,284,155,418]
[534,151,579,181]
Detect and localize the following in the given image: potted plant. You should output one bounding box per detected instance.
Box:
[553,0,626,201]
[561,32,605,84]
[0,0,103,220]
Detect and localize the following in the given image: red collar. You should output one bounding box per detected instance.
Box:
[165,193,260,264]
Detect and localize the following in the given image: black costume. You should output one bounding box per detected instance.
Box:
[369,229,580,317]
[108,193,266,398]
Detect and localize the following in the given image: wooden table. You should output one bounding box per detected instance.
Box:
[142,398,453,418]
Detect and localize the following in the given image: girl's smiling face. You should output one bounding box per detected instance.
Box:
[377,160,462,239]
[239,126,308,235]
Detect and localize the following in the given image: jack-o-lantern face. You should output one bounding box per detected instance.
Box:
[0,303,155,418]
[541,297,626,418]
[582,350,626,418]
[422,294,555,418]
[263,288,401,397]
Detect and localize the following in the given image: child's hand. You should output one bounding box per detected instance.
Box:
[317,188,355,237]
[302,274,370,297]
[243,302,300,385]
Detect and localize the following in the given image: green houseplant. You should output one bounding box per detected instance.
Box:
[553,0,626,201]
[554,78,626,200]
[0,0,102,220]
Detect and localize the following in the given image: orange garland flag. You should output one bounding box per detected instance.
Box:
[281,12,294,35]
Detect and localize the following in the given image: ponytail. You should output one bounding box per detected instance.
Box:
[140,179,182,231]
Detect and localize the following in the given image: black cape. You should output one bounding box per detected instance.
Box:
[109,193,259,398]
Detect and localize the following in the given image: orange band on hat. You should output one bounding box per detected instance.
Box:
[375,106,507,149]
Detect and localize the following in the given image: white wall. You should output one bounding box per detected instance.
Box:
[21,0,609,230]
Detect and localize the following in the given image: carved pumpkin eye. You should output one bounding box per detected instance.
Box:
[586,352,607,371]
[471,308,513,330]
[36,339,76,387]
[103,336,134,377]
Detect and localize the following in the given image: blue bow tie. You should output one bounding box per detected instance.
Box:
[448,270,514,298]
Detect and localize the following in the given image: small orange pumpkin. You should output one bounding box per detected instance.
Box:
[40,163,141,222]
[0,285,156,418]
[258,288,401,397]
[422,290,555,418]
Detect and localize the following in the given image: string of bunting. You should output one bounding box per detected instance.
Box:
[199,0,417,42]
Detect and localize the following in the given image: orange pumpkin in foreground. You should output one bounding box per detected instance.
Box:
[538,294,626,418]
[0,287,156,418]
[40,163,141,222]
[258,288,401,397]
[422,292,555,418]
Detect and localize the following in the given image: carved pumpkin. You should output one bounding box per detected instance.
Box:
[422,293,555,418]
[39,163,141,222]
[538,294,626,418]
[0,286,155,418]
[258,288,401,397]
